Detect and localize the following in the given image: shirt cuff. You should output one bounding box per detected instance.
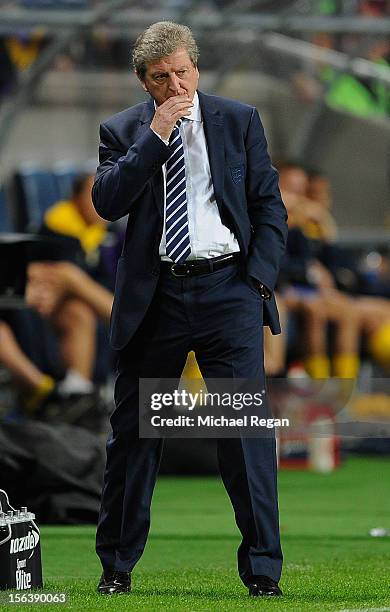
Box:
[150,127,169,146]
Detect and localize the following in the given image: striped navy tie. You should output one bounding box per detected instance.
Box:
[165,120,191,263]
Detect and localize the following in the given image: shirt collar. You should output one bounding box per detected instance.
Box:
[153,91,201,122]
[188,91,201,122]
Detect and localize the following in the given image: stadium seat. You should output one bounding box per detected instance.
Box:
[54,166,78,201]
[14,167,61,232]
[0,187,13,233]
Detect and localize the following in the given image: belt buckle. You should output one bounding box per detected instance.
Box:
[170,263,188,277]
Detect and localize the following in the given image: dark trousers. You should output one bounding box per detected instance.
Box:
[96,263,283,584]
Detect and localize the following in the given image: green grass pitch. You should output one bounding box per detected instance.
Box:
[4,456,390,611]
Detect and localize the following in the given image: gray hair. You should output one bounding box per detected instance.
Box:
[132,21,199,80]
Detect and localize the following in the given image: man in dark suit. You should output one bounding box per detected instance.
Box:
[92,21,288,598]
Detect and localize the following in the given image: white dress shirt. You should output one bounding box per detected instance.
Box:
[152,92,240,261]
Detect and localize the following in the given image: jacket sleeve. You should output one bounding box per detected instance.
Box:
[92,121,171,222]
[245,108,288,292]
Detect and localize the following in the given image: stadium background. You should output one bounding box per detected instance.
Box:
[0,1,389,609]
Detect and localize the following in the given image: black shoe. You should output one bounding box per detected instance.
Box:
[248,575,282,597]
[97,570,131,595]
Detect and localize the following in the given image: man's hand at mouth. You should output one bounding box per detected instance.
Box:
[150,95,193,140]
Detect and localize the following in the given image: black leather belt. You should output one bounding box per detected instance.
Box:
[160,253,240,278]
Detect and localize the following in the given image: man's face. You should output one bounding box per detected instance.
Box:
[139,47,199,105]
[307,177,332,209]
[279,168,308,196]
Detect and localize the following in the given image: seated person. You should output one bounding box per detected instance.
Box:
[277,161,390,378]
[36,172,120,393]
[0,173,122,418]
[40,172,118,290]
[276,162,357,377]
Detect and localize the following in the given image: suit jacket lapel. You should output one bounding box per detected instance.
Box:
[138,97,164,217]
[198,91,225,213]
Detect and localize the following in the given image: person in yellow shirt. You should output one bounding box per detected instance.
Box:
[39,173,109,393]
[42,173,108,269]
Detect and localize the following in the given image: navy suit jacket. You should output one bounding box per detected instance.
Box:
[92,90,288,350]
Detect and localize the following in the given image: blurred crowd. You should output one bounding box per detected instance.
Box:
[0,172,121,430]
[1,0,389,118]
[267,161,390,379]
[0,161,389,433]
